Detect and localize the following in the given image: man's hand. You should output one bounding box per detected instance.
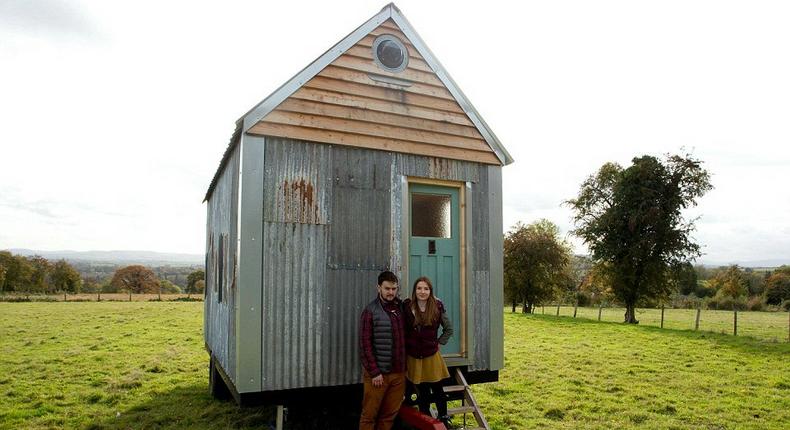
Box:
[372,375,384,387]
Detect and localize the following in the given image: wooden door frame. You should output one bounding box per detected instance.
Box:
[402,177,468,361]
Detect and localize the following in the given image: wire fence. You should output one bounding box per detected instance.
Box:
[527,304,790,343]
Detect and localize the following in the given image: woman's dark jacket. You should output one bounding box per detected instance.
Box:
[403,298,454,359]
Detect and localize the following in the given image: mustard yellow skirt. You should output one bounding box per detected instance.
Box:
[406,352,450,384]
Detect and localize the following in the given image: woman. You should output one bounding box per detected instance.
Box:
[403,276,454,426]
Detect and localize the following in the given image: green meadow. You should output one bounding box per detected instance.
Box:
[1,302,788,429]
[540,306,789,342]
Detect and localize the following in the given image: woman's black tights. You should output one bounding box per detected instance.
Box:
[416,381,447,418]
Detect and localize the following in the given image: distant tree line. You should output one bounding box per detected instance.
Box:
[71,261,200,289]
[0,251,81,294]
[0,251,205,296]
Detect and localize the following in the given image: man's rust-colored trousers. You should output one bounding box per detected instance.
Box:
[359,371,406,430]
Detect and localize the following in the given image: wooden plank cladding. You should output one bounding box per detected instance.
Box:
[290,88,475,127]
[249,123,501,165]
[277,98,481,139]
[261,111,489,152]
[320,66,452,100]
[253,19,501,165]
[305,76,463,113]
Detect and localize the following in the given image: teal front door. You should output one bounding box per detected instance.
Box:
[408,183,462,356]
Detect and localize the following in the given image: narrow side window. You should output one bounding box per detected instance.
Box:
[218,234,224,303]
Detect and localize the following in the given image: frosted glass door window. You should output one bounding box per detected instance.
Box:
[411,193,451,238]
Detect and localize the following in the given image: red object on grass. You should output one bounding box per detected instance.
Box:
[398,406,447,430]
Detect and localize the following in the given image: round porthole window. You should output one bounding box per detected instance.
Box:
[372,34,409,73]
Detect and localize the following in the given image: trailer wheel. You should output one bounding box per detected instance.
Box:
[209,355,232,400]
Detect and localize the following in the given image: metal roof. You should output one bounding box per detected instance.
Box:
[204,2,513,202]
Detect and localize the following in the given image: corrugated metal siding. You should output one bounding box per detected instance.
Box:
[325,146,392,386]
[393,153,480,183]
[328,146,391,270]
[205,142,239,384]
[263,137,331,225]
[472,164,490,271]
[257,137,498,391]
[470,163,491,370]
[471,270,490,371]
[261,222,328,390]
[326,269,379,385]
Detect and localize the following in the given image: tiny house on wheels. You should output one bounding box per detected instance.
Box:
[203,3,513,408]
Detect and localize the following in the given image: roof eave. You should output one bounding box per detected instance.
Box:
[389,8,514,165]
[239,5,395,133]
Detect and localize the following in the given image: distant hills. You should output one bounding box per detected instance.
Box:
[6,249,203,266]
[698,259,789,269]
[4,249,786,270]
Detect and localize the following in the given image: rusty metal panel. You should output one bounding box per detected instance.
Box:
[393,153,480,183]
[263,137,331,225]
[204,142,239,384]
[261,222,328,391]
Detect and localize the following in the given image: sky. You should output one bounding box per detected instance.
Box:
[1,0,788,265]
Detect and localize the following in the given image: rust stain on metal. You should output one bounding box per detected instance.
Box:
[281,178,320,223]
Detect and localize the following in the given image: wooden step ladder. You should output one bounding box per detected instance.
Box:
[442,368,490,430]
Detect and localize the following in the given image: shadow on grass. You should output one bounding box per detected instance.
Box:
[86,383,364,430]
[85,384,276,430]
[512,312,790,356]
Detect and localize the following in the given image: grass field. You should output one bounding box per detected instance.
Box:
[1,303,788,429]
[0,293,201,302]
[538,306,790,342]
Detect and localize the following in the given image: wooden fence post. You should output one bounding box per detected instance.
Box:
[660,305,665,329]
[695,308,701,331]
[733,310,738,336]
[129,291,132,302]
[598,305,603,321]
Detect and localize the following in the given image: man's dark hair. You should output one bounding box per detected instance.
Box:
[378,271,399,286]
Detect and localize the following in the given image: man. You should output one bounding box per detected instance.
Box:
[359,271,406,430]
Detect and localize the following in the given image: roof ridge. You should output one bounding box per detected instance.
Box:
[204,3,512,202]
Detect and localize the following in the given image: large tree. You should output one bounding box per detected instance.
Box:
[708,265,749,301]
[669,261,699,296]
[567,154,712,323]
[110,265,160,294]
[0,251,34,293]
[765,266,790,305]
[50,260,82,293]
[504,219,572,313]
[28,255,52,294]
[186,269,205,296]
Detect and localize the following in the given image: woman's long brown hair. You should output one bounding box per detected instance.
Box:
[410,276,439,327]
